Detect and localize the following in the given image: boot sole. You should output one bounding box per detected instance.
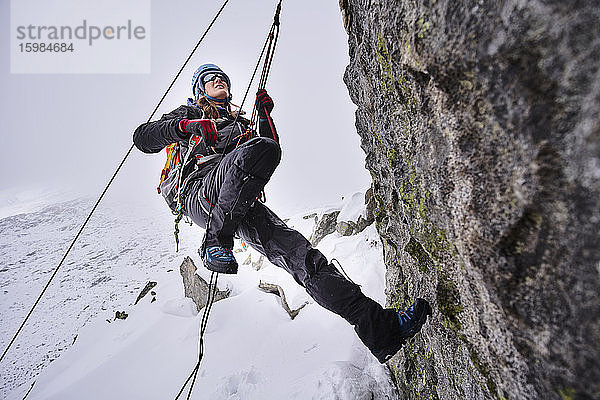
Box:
[202,258,238,274]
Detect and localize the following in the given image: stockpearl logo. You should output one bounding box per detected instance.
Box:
[10,0,151,74]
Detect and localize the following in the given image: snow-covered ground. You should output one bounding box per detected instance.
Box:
[0,190,398,399]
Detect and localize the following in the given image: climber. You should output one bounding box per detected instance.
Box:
[132,63,431,363]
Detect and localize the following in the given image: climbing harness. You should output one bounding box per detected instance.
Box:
[0,0,232,365]
[174,2,284,398]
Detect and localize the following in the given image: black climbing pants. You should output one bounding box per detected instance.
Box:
[198,136,281,249]
[182,137,401,359]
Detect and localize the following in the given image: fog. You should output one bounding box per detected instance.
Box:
[1,0,371,216]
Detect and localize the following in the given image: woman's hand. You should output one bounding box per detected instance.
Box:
[178,119,218,146]
[256,89,274,117]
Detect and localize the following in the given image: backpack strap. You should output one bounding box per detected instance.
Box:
[157,143,180,194]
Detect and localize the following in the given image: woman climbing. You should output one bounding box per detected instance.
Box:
[132,63,431,363]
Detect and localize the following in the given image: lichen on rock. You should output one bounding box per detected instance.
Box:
[341,0,600,399]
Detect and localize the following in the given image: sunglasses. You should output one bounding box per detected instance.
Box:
[201,72,228,86]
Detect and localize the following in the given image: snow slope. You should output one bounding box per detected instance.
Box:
[1,191,398,399]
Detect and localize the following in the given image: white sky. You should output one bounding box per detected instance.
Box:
[0,0,371,216]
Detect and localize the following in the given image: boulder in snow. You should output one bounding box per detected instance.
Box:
[310,211,340,246]
[336,221,355,236]
[179,256,230,311]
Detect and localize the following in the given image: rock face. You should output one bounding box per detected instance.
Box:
[340,1,600,399]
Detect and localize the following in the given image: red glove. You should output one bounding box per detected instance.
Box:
[256,89,274,118]
[178,119,218,146]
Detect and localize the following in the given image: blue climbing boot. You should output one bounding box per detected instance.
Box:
[397,298,431,339]
[374,298,432,363]
[201,246,238,274]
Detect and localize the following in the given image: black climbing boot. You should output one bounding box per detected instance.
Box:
[372,298,432,363]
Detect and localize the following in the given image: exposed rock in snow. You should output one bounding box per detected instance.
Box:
[179,256,230,312]
[336,221,355,236]
[258,281,308,320]
[310,210,340,246]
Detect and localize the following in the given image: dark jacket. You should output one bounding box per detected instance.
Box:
[133,103,276,210]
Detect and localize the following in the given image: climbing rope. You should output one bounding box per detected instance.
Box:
[219,0,283,154]
[248,0,282,131]
[174,272,219,400]
[0,0,232,365]
[174,2,283,398]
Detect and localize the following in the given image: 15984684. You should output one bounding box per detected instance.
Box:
[19,43,74,52]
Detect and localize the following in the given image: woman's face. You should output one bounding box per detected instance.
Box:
[204,75,229,100]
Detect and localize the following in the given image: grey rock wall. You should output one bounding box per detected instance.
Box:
[340,1,600,399]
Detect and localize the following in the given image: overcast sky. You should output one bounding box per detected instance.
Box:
[0,0,371,216]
